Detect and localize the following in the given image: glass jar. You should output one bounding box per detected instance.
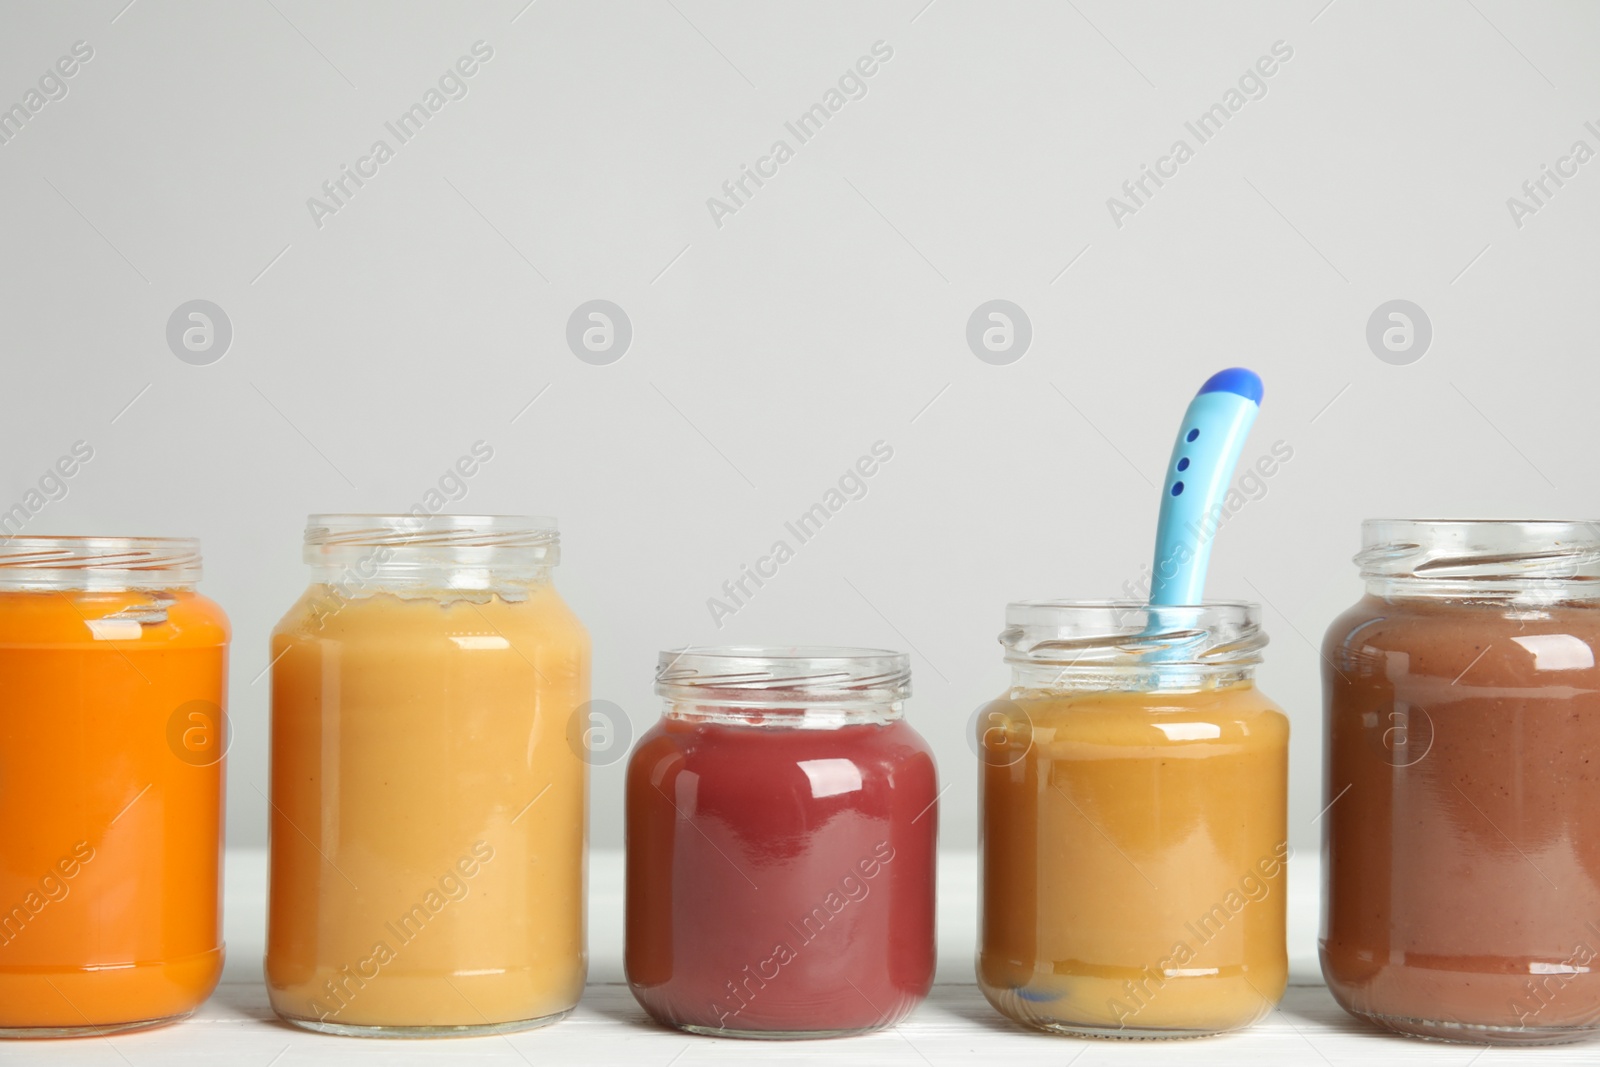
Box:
[978,601,1289,1037]
[1322,519,1600,1044]
[0,537,228,1036]
[265,514,589,1037]
[625,647,938,1038]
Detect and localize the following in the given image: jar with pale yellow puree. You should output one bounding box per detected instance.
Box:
[266,515,589,1037]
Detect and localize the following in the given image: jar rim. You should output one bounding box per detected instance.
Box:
[0,536,202,589]
[1357,518,1600,583]
[303,514,559,567]
[655,645,911,704]
[1001,599,1266,667]
[304,513,557,543]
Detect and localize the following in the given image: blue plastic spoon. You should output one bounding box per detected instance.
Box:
[1148,368,1263,606]
[1007,369,1265,1008]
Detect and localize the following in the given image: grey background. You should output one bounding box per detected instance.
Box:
[2,0,1595,853]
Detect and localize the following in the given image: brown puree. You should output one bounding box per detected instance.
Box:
[1322,594,1600,1041]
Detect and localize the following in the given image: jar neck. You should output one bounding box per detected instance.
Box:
[1356,520,1600,604]
[662,696,903,728]
[1009,662,1258,694]
[1000,601,1266,693]
[654,647,912,728]
[0,537,202,591]
[302,514,559,602]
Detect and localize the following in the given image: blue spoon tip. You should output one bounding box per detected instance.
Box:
[1197,367,1263,404]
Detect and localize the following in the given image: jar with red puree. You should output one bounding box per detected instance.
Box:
[1323,520,1600,1044]
[625,647,938,1038]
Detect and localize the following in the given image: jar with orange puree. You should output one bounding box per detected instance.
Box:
[0,537,229,1036]
[266,515,589,1037]
[979,369,1288,1036]
[978,601,1289,1037]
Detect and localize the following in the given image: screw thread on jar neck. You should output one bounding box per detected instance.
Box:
[0,536,202,591]
[656,646,910,728]
[1002,600,1266,694]
[1357,519,1600,603]
[302,514,558,600]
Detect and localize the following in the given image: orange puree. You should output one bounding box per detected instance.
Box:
[0,587,229,1034]
[266,580,588,1034]
[979,684,1289,1036]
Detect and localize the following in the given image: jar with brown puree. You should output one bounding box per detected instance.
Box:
[1322,519,1600,1044]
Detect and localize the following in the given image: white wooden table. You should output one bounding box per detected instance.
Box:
[4,851,1589,1065]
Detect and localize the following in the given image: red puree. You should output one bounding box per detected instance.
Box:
[625,716,937,1036]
